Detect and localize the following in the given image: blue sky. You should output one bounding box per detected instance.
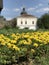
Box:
[1,0,49,20]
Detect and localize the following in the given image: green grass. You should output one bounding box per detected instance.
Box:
[0,27,49,35]
[0,28,35,34]
[32,45,49,65]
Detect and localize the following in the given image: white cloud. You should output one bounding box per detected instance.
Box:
[28,7,35,11]
[34,3,43,9]
[43,7,49,11]
[36,7,49,13]
[36,9,43,13]
[27,3,43,12]
[13,8,20,12]
[2,7,9,11]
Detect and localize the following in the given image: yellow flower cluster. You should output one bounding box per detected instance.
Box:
[0,31,49,52]
[0,34,20,51]
[33,43,38,47]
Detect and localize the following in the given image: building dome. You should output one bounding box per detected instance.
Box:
[20,8,27,15]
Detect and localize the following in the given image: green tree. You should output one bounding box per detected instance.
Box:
[37,13,49,29]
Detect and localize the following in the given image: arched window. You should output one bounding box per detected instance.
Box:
[21,21,23,24]
[25,21,27,24]
[32,21,34,24]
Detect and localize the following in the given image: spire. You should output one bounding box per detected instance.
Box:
[23,8,25,12]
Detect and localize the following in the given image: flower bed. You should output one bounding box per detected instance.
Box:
[0,31,49,64]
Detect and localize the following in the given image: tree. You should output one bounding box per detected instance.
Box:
[37,18,44,29]
[37,13,49,29]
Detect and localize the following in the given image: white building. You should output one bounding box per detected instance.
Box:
[16,8,38,30]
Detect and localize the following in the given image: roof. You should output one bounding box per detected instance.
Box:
[17,14,37,18]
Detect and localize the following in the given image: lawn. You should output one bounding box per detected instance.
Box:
[0,28,49,65]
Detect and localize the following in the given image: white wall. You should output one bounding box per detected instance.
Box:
[16,17,37,30]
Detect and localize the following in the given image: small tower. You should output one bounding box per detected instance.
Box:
[0,0,3,14]
[20,7,27,15]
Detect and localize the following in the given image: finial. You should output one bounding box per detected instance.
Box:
[22,5,26,12]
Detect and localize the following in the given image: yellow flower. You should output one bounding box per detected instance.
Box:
[5,38,11,42]
[24,34,29,38]
[43,41,48,45]
[14,47,20,51]
[13,45,20,51]
[11,33,16,37]
[31,49,35,53]
[19,40,31,45]
[33,43,38,47]
[27,39,32,43]
[0,34,5,38]
[10,40,16,44]
[7,43,12,48]
[1,42,6,45]
[0,39,6,45]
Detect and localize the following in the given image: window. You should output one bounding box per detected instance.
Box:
[32,21,34,24]
[25,21,27,24]
[21,21,23,24]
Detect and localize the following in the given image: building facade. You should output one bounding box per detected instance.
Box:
[16,8,37,30]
